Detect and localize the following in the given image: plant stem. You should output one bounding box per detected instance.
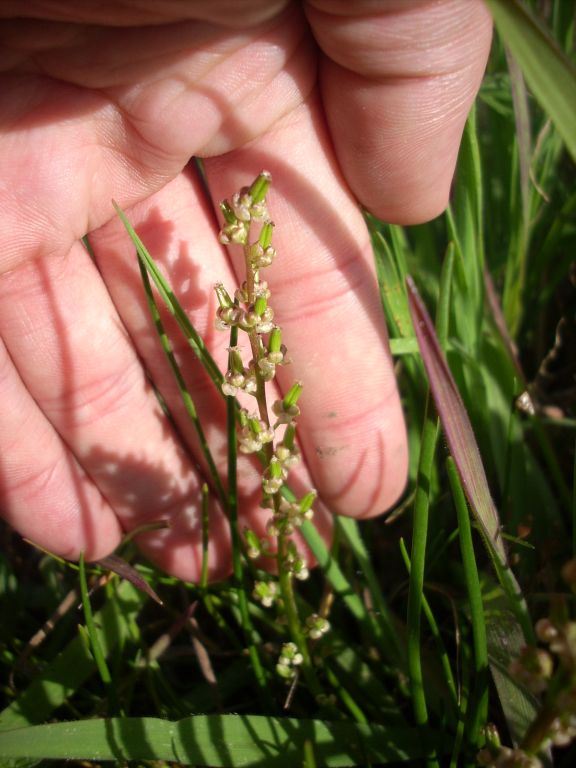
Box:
[448,456,489,753]
[407,395,440,768]
[226,324,268,702]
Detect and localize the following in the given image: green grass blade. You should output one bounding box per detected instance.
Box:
[501,50,531,338]
[485,617,540,747]
[436,244,455,348]
[388,337,419,356]
[113,201,223,390]
[372,231,413,340]
[447,109,484,354]
[406,278,505,561]
[399,539,458,718]
[406,395,440,768]
[78,553,112,688]
[406,278,533,642]
[447,458,488,755]
[485,0,576,162]
[200,483,210,591]
[0,715,440,765]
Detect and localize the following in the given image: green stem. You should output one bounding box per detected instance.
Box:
[400,539,458,716]
[78,554,117,716]
[407,395,440,768]
[276,532,322,698]
[226,324,268,702]
[447,457,489,753]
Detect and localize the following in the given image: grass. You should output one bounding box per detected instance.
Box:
[1,1,576,765]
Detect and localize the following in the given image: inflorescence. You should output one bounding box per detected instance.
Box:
[215,172,330,678]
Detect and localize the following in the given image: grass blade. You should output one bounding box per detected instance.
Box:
[399,538,458,718]
[485,0,576,162]
[0,715,440,765]
[406,277,505,561]
[406,395,440,768]
[447,457,488,756]
[113,201,223,390]
[406,276,534,644]
[78,553,112,688]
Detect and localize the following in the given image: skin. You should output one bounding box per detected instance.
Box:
[0,0,492,581]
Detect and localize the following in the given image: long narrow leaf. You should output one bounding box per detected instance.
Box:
[407,277,504,560]
[406,395,440,768]
[447,458,488,753]
[113,201,223,389]
[406,277,534,642]
[78,553,111,687]
[0,715,440,765]
[485,0,576,162]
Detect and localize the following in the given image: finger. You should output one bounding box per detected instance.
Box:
[0,1,289,27]
[305,0,493,223]
[204,91,408,519]
[0,336,122,560]
[0,242,233,580]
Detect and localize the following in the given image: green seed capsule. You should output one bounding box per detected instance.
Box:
[253,295,267,316]
[268,326,282,353]
[258,221,274,248]
[249,171,272,204]
[283,381,303,408]
[219,200,237,224]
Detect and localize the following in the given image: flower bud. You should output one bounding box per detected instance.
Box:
[253,580,278,608]
[304,614,330,640]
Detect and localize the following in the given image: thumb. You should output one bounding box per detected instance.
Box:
[305,0,492,223]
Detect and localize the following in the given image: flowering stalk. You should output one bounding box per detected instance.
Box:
[215,172,327,694]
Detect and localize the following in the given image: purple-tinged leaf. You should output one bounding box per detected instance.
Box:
[96,554,164,606]
[406,276,507,563]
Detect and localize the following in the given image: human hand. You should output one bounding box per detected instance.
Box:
[0,0,492,580]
